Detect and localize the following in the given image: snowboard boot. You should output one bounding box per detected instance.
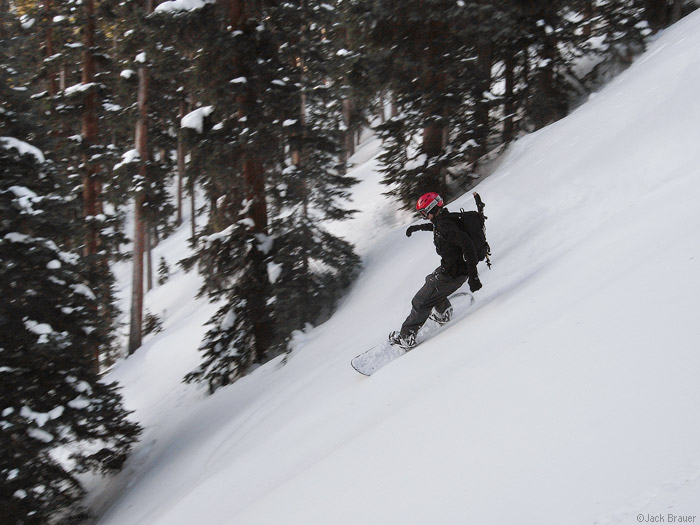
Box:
[388,330,417,350]
[429,306,453,326]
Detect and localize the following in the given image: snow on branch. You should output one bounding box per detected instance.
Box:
[181,106,214,133]
[154,0,216,14]
[0,137,45,163]
[114,149,141,171]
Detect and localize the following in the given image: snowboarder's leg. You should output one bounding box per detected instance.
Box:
[400,269,467,335]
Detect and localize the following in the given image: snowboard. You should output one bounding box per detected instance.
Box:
[351,292,475,376]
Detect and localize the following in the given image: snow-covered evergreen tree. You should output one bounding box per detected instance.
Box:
[182,218,261,392]
[0,69,140,523]
[161,1,360,392]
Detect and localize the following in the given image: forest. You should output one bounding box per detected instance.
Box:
[1,0,696,522]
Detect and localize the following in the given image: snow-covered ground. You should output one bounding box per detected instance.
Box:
[90,11,700,525]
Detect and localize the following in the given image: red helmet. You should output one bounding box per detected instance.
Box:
[416,192,443,217]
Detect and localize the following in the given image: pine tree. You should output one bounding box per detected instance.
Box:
[1,61,140,523]
[164,0,360,393]
[157,256,170,285]
[182,218,260,392]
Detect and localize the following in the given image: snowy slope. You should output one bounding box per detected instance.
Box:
[93,12,700,525]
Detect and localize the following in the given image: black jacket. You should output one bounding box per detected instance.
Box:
[414,207,479,278]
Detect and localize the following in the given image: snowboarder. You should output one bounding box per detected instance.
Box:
[388,192,483,349]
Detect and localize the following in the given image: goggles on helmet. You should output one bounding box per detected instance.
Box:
[418,195,442,217]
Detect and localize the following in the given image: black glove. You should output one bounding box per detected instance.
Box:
[468,274,482,292]
[406,225,421,237]
[469,265,481,292]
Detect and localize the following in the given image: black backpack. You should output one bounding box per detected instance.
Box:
[449,192,491,268]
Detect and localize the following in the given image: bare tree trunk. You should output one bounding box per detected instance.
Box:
[81,0,102,370]
[0,1,7,38]
[378,90,386,124]
[190,174,196,239]
[529,9,563,130]
[177,99,187,226]
[129,193,145,354]
[340,19,359,161]
[422,122,444,158]
[646,0,668,32]
[242,157,268,233]
[343,98,355,160]
[44,0,58,96]
[669,0,682,25]
[82,0,100,258]
[582,0,594,38]
[128,25,151,354]
[422,42,445,154]
[473,36,493,165]
[145,227,153,292]
[59,64,67,91]
[503,46,515,145]
[421,20,448,192]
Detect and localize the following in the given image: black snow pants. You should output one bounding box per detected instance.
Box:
[400,268,468,336]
